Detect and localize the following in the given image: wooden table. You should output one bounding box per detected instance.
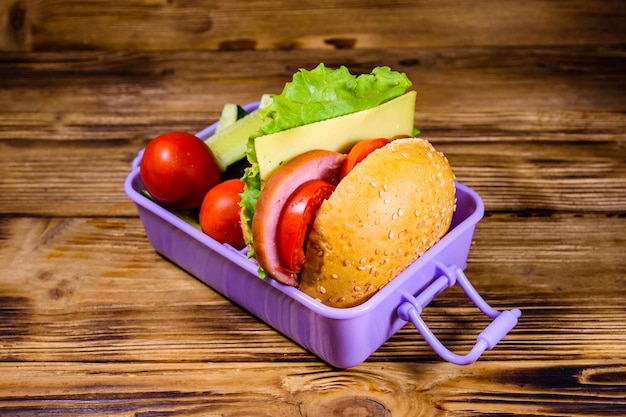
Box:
[1,1,625,415]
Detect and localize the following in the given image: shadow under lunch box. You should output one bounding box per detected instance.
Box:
[124,101,521,369]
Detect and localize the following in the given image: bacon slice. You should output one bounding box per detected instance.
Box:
[252,150,346,286]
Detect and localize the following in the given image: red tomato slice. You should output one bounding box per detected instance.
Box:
[340,138,391,179]
[277,179,336,273]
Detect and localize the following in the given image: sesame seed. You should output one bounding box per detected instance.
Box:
[316,250,324,257]
[384,257,391,263]
[354,286,361,291]
[370,181,378,188]
[319,285,326,294]
[331,274,339,279]
[383,184,388,191]
[397,208,404,217]
[357,266,367,271]
[388,230,394,239]
[367,284,374,291]
[384,198,391,204]
[379,189,384,198]
[359,257,366,264]
[392,212,398,220]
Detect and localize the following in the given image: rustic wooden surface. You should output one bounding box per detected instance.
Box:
[1,1,625,415]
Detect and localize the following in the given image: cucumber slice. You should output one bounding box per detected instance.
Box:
[216,103,248,133]
[205,109,265,171]
[259,94,273,109]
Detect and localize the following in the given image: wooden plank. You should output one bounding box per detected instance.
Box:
[1,214,624,364]
[438,140,626,213]
[0,361,624,416]
[1,1,625,51]
[0,48,624,215]
[1,135,623,216]
[1,47,624,114]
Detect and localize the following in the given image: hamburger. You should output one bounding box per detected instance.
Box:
[252,138,456,308]
[240,64,456,307]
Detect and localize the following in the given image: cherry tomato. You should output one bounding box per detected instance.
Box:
[340,138,391,179]
[140,131,220,210]
[199,179,246,249]
[277,179,336,273]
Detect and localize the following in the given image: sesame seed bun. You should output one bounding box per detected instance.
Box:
[299,138,456,308]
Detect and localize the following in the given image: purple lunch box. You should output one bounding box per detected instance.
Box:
[124,102,521,368]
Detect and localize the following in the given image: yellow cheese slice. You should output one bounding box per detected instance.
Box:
[254,90,417,184]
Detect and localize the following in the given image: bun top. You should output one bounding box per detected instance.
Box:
[299,138,456,308]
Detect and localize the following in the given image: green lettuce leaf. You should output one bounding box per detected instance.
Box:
[240,64,412,268]
[256,64,412,135]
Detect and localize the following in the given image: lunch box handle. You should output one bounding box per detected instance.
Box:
[397,263,521,365]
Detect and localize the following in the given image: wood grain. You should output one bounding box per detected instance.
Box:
[0,361,624,416]
[0,47,624,216]
[1,214,624,364]
[1,0,625,415]
[1,0,625,51]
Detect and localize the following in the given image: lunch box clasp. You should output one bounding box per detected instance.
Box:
[397,263,521,365]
